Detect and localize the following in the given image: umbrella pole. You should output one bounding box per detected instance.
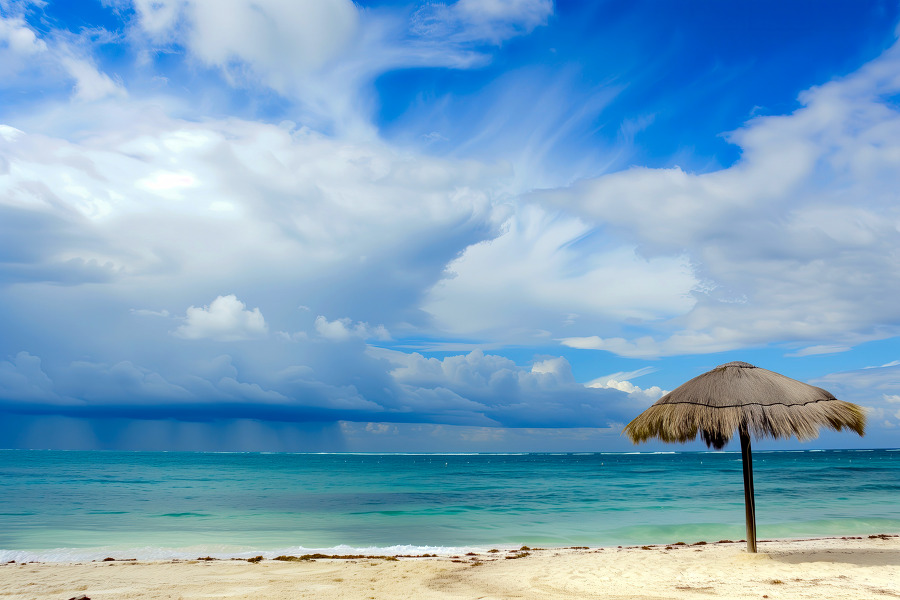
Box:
[739,427,757,553]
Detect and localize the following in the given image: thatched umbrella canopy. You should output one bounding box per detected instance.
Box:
[624,361,865,552]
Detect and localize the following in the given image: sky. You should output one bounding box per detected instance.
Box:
[1,0,900,452]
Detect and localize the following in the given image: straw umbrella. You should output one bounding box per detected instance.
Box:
[623,361,865,553]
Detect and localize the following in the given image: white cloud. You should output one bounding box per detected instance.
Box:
[0,10,46,56]
[364,422,398,435]
[423,203,697,342]
[0,115,502,292]
[530,356,571,377]
[59,55,127,101]
[0,7,125,101]
[130,308,171,317]
[585,367,668,403]
[808,363,900,432]
[456,0,552,24]
[384,348,520,388]
[586,378,666,403]
[124,0,372,133]
[121,0,552,134]
[127,0,184,39]
[275,330,308,342]
[129,0,359,77]
[538,36,900,357]
[186,0,357,84]
[65,359,194,402]
[174,295,268,341]
[412,0,552,44]
[0,351,57,401]
[813,361,900,393]
[371,348,644,428]
[2,2,900,449]
[135,170,198,197]
[559,329,748,359]
[0,124,23,142]
[0,343,642,432]
[866,360,900,369]
[786,345,852,357]
[314,315,390,341]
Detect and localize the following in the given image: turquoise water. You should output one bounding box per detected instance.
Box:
[1,449,898,561]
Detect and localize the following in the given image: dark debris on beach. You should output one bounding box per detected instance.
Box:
[271,553,435,562]
[32,533,897,571]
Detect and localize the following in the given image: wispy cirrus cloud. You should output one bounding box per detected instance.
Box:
[411,0,552,45]
[110,0,552,134]
[786,345,852,358]
[0,3,125,102]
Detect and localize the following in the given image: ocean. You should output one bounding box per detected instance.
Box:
[1,449,898,561]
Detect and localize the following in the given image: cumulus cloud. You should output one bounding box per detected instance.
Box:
[364,422,398,435]
[129,0,359,86]
[538,36,900,357]
[0,348,387,421]
[0,8,46,57]
[586,378,667,403]
[423,203,697,343]
[62,359,193,403]
[530,356,572,378]
[374,348,644,428]
[174,295,268,341]
[584,367,667,403]
[0,114,502,294]
[0,351,57,401]
[314,316,390,341]
[0,344,643,434]
[0,107,530,433]
[3,1,900,450]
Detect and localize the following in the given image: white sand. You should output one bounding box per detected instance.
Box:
[1,535,898,600]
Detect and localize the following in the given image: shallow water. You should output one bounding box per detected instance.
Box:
[1,449,897,561]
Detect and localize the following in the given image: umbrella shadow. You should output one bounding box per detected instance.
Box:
[769,549,900,567]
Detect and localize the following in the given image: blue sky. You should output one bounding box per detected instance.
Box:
[1,0,900,452]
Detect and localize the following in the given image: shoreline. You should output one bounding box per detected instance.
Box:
[5,449,898,565]
[2,532,898,564]
[2,535,898,600]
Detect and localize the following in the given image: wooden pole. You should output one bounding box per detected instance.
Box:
[739,427,757,553]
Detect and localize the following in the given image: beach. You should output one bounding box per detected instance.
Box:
[2,535,898,600]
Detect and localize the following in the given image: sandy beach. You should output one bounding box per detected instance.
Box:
[1,535,897,600]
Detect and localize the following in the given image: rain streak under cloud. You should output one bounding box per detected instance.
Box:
[1,0,900,451]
